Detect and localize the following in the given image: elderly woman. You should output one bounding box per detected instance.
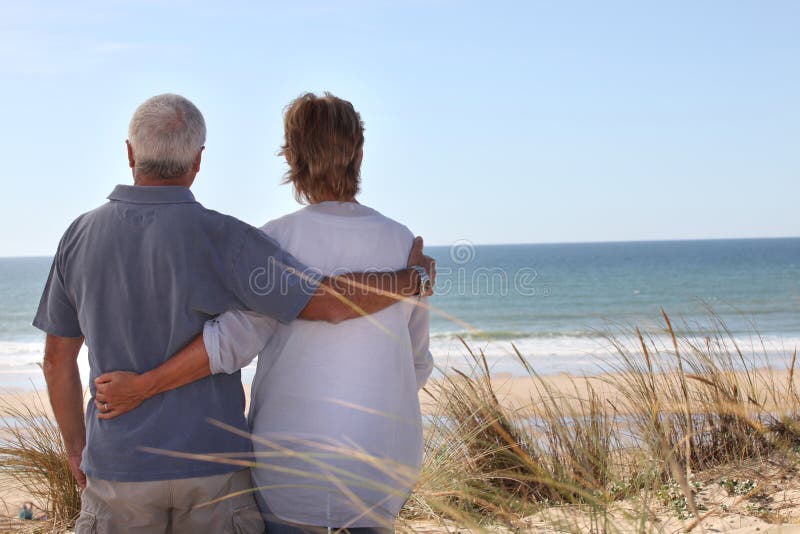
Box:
[210,92,433,532]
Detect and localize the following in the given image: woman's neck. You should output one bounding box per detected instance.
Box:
[312,195,357,204]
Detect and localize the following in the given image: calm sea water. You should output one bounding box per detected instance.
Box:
[1,238,798,388]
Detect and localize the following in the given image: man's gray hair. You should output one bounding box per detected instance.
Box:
[128,94,207,180]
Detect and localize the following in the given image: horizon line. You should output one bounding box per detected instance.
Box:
[426,234,800,248]
[2,234,798,259]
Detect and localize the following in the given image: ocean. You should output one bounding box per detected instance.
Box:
[1,238,798,388]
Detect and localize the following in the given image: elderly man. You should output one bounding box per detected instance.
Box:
[34,93,434,534]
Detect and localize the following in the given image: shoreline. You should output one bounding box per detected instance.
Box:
[2,364,798,419]
[3,328,798,386]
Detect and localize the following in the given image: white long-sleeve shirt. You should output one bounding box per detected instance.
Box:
[202,201,434,527]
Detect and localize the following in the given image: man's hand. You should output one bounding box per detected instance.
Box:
[407,236,436,295]
[67,450,86,489]
[94,371,150,420]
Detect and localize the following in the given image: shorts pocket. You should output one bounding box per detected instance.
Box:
[74,510,98,534]
[232,503,264,534]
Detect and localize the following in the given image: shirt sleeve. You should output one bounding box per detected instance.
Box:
[32,235,82,338]
[409,296,434,389]
[203,310,278,375]
[229,224,323,324]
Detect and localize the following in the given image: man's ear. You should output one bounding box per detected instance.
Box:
[126,140,135,169]
[192,147,204,173]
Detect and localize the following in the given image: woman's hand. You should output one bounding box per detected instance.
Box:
[93,371,150,420]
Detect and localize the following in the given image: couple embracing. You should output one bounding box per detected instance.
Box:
[34,92,435,533]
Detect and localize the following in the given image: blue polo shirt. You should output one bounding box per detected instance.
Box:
[33,185,319,482]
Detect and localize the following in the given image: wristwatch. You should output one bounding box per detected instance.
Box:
[411,265,432,296]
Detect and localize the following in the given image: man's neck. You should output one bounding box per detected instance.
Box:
[133,174,194,188]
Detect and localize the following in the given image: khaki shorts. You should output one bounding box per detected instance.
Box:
[75,468,264,534]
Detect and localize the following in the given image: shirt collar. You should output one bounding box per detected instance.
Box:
[108,185,197,205]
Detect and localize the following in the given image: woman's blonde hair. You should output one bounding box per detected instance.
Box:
[279,92,365,204]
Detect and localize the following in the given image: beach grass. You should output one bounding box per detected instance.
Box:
[2,311,800,532]
[0,386,81,533]
[400,311,800,531]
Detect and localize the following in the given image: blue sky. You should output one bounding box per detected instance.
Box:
[1,1,798,256]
